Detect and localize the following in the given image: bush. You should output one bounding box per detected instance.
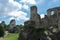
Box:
[17,25,24,29]
[0,25,5,37]
[6,25,10,31]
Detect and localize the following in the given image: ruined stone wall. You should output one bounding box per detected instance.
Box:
[41,15,49,28]
[19,6,60,40]
[47,7,60,31]
[57,10,60,31]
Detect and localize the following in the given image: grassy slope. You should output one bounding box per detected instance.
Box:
[3,33,18,40]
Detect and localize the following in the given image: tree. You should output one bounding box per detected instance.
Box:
[6,25,10,30]
[0,25,5,37]
[17,25,24,29]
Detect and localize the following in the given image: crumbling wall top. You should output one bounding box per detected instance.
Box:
[47,7,60,11]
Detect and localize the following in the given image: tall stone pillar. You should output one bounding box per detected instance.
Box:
[30,6,37,20]
[9,19,16,29]
[30,6,41,28]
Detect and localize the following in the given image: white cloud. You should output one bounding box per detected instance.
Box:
[8,11,27,17]
[9,17,15,20]
[8,11,29,21]
[0,21,2,23]
[22,4,29,10]
[40,14,45,19]
[8,0,30,10]
[0,0,29,21]
[8,0,22,10]
[0,0,22,16]
[20,0,36,4]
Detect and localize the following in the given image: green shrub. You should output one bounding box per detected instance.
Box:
[17,25,24,29]
[0,25,5,37]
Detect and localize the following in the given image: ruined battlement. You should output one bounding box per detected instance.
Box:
[24,6,60,29]
[47,7,60,17]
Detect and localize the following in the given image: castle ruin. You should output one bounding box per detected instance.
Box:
[18,6,60,40]
[24,6,60,30]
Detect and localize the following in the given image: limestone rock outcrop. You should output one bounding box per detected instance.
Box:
[8,19,19,33]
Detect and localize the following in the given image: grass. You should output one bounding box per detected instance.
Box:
[3,33,18,40]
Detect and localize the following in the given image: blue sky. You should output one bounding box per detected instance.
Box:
[0,0,60,25]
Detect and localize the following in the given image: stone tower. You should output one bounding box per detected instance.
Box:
[30,6,41,28]
[30,6,37,20]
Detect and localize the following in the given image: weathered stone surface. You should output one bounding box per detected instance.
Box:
[8,19,20,33]
[30,6,41,28]
[18,6,60,40]
[26,29,48,40]
[18,28,48,40]
[9,19,16,28]
[49,31,60,40]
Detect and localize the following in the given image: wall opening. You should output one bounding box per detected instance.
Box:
[51,11,54,15]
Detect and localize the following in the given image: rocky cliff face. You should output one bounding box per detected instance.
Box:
[8,19,19,33]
